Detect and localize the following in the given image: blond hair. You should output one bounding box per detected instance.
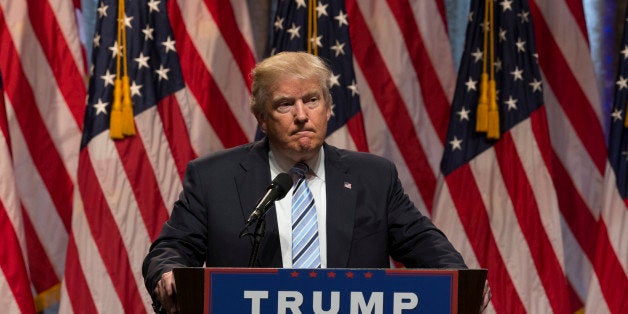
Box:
[250,51,332,117]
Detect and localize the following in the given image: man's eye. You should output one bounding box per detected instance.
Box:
[276,104,292,113]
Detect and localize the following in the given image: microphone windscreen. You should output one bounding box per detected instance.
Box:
[272,173,293,199]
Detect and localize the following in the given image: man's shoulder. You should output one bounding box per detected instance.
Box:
[325,144,394,168]
[189,141,264,170]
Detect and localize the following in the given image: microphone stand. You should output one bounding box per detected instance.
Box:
[239,217,266,267]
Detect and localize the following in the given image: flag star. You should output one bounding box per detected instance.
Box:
[465,77,478,91]
[335,10,348,27]
[617,76,628,90]
[101,70,116,86]
[135,52,150,69]
[449,136,463,151]
[93,98,109,115]
[518,10,530,23]
[500,0,513,12]
[89,64,94,76]
[93,33,101,48]
[330,72,340,88]
[147,0,160,13]
[498,28,507,42]
[529,78,542,92]
[287,23,301,40]
[162,36,176,53]
[122,14,133,28]
[315,2,329,18]
[295,0,307,9]
[510,66,524,81]
[310,35,323,48]
[468,12,474,22]
[622,45,628,60]
[515,38,526,52]
[347,80,359,96]
[505,96,518,110]
[612,108,623,122]
[142,25,155,41]
[97,2,108,18]
[494,58,503,72]
[130,81,143,97]
[330,40,345,57]
[471,48,483,63]
[622,150,628,161]
[274,16,284,30]
[155,65,170,81]
[457,107,470,121]
[109,41,122,58]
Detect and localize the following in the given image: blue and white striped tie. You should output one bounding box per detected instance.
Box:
[290,162,321,268]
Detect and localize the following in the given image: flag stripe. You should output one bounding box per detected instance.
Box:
[21,209,59,292]
[204,0,256,88]
[495,120,570,313]
[446,165,527,313]
[26,0,85,126]
[386,0,450,142]
[530,1,606,173]
[62,237,98,314]
[77,152,146,313]
[114,136,170,240]
[591,220,628,313]
[562,0,588,42]
[347,0,437,211]
[169,1,251,147]
[156,94,197,180]
[0,20,74,233]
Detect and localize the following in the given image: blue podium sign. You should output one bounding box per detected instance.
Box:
[203,268,458,314]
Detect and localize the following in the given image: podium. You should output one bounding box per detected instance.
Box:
[174,267,486,313]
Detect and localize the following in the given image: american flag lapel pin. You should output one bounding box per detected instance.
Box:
[344,182,352,189]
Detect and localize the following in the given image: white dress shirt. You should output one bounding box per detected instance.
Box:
[269,147,327,268]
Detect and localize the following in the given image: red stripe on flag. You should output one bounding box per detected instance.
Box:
[387,0,451,143]
[560,0,588,43]
[446,166,527,314]
[204,0,256,87]
[347,0,437,211]
[529,2,607,174]
[157,94,197,180]
[26,0,85,127]
[551,153,628,310]
[345,111,369,152]
[493,123,571,313]
[0,23,73,231]
[114,135,170,240]
[591,220,628,313]
[21,209,59,293]
[0,201,36,314]
[169,2,249,148]
[77,151,145,313]
[63,236,98,314]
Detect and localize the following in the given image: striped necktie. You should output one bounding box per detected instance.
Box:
[290,162,321,268]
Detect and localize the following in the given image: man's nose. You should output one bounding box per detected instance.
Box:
[293,101,308,121]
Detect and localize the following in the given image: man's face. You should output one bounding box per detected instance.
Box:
[257,75,331,163]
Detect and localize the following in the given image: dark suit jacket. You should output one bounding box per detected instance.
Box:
[142,139,466,299]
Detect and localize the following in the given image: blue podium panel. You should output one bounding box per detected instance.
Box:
[204,268,458,314]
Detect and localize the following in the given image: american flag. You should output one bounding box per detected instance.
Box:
[0,0,85,313]
[59,0,257,312]
[0,71,37,314]
[587,4,628,312]
[270,0,368,152]
[1,0,623,312]
[433,0,627,312]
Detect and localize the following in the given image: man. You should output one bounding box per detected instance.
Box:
[143,51,469,313]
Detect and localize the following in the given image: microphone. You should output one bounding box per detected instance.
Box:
[245,173,293,225]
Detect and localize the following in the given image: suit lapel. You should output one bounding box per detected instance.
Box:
[324,144,356,267]
[234,139,282,267]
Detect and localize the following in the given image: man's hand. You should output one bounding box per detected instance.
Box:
[155,271,178,313]
[480,279,492,312]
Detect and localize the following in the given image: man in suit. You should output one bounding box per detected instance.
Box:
[143,51,468,313]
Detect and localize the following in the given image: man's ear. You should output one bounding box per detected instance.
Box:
[255,112,267,134]
[325,104,332,121]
